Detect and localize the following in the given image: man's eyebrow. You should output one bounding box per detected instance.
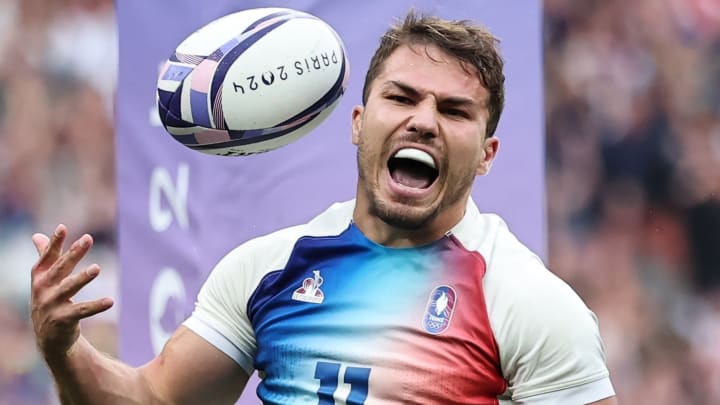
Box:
[385,80,478,107]
[385,80,421,98]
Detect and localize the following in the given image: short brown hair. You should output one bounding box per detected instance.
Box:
[362,10,505,137]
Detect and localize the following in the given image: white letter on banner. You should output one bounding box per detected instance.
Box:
[149,164,190,232]
[149,267,187,355]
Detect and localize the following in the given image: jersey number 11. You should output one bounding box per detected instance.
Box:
[314,361,371,404]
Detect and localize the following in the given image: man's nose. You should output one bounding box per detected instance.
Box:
[406,99,439,139]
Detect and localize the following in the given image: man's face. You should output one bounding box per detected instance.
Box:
[352,43,498,230]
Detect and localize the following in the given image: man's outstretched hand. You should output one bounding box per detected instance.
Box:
[30,224,114,362]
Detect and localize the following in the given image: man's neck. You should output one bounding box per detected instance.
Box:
[352,197,467,248]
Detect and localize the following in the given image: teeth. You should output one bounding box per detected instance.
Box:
[393,148,436,169]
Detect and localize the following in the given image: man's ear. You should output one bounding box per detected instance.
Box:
[476,136,500,176]
[351,105,364,145]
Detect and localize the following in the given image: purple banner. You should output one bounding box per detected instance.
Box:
[116,1,542,403]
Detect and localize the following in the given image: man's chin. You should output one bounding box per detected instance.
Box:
[373,200,437,230]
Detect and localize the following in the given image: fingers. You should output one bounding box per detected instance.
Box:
[46,234,94,284]
[32,233,50,256]
[67,297,114,321]
[33,224,67,275]
[56,264,101,302]
[56,264,114,320]
[46,224,67,260]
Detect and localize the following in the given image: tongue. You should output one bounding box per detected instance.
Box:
[391,160,434,189]
[393,169,431,188]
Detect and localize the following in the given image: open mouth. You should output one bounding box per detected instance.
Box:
[388,148,439,189]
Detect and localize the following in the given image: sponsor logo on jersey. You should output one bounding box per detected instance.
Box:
[422,285,457,334]
[292,270,325,304]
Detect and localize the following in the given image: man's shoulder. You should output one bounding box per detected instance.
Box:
[239,199,355,253]
[209,199,355,283]
[460,205,612,402]
[452,199,534,261]
[304,199,356,231]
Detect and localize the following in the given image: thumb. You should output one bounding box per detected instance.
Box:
[31,233,50,256]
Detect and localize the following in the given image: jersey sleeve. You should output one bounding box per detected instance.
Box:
[483,221,615,403]
[182,240,261,374]
[182,224,311,375]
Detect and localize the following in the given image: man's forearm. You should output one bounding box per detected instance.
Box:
[46,336,160,405]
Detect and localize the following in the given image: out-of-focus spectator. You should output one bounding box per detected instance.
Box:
[0,0,117,403]
[546,0,720,403]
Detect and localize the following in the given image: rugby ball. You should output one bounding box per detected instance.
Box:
[156,8,349,156]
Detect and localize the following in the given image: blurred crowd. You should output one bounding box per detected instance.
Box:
[0,0,117,403]
[0,0,718,404]
[545,0,720,403]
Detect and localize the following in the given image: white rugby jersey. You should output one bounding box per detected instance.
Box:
[184,199,615,404]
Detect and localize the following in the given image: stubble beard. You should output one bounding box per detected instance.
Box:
[370,197,439,230]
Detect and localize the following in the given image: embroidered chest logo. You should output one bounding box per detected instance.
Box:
[292,270,325,304]
[422,285,457,334]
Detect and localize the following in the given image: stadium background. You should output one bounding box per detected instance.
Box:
[0,0,718,404]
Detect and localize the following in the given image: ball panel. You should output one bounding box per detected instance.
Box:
[189,88,212,128]
[194,96,342,156]
[220,18,345,129]
[193,129,233,145]
[157,97,182,130]
[241,9,311,34]
[179,76,194,125]
[175,8,297,57]
[170,52,204,65]
[212,86,226,130]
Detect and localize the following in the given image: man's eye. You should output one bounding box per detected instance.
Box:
[388,95,412,104]
[445,108,469,118]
